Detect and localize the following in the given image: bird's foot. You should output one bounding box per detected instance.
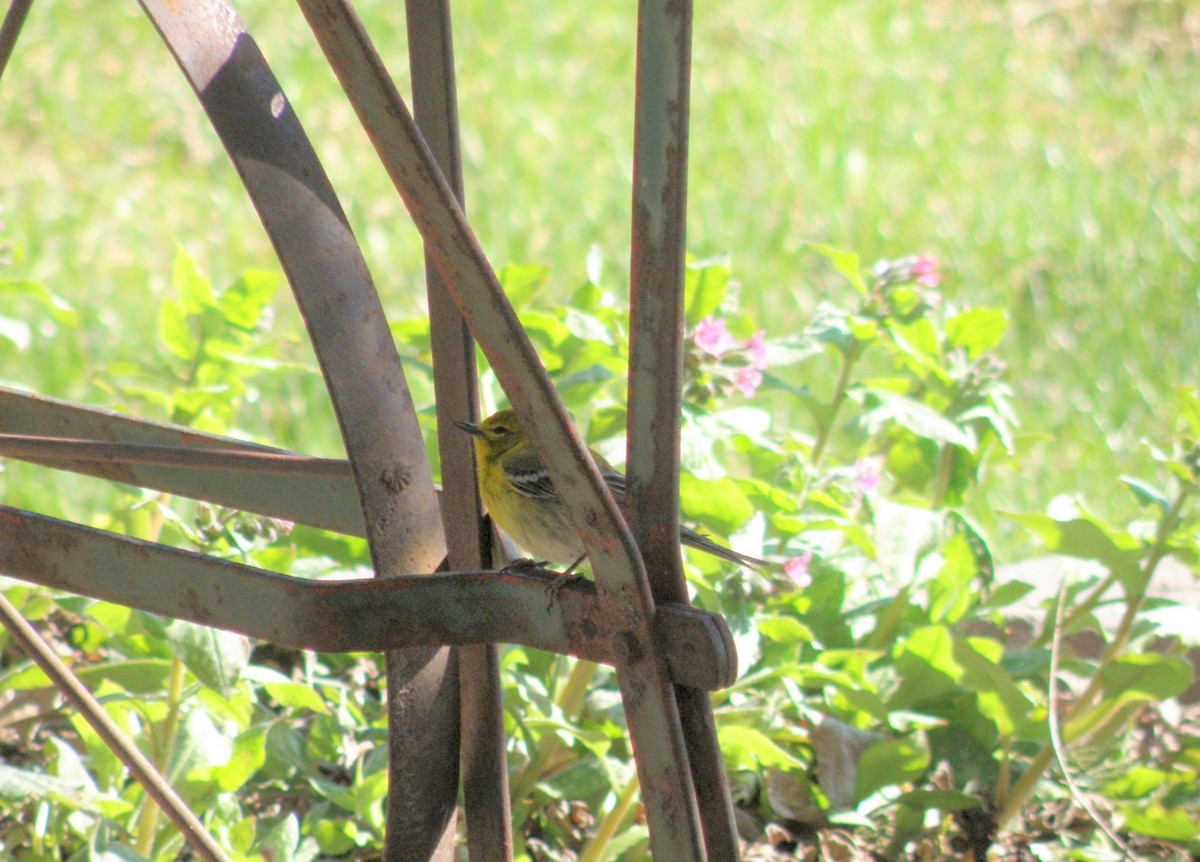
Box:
[544,570,589,611]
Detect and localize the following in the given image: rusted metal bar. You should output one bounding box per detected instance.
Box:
[0,383,364,536]
[292,3,709,855]
[0,0,34,82]
[0,435,351,478]
[0,505,734,691]
[136,3,453,856]
[405,0,513,857]
[0,592,233,862]
[627,0,741,858]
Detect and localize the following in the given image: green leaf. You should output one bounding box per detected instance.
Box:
[172,247,216,313]
[311,818,363,856]
[895,788,981,813]
[890,318,941,361]
[809,244,867,295]
[984,580,1035,609]
[1001,511,1142,589]
[0,315,31,350]
[163,619,251,698]
[954,637,1034,737]
[498,263,549,307]
[0,278,79,326]
[762,335,826,368]
[684,256,731,325]
[258,813,302,862]
[192,724,268,793]
[718,725,806,771]
[758,616,814,644]
[1103,767,1169,800]
[680,474,754,533]
[927,534,979,624]
[0,762,94,804]
[889,626,961,711]
[219,269,280,329]
[158,300,195,361]
[1120,476,1170,512]
[945,308,1008,359]
[1121,804,1200,846]
[75,659,174,695]
[1100,653,1193,704]
[861,390,974,449]
[264,681,330,714]
[854,736,930,802]
[542,759,613,800]
[564,308,614,345]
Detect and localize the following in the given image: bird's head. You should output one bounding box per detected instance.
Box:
[454,409,525,460]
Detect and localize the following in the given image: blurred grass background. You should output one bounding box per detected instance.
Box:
[1,0,1197,539]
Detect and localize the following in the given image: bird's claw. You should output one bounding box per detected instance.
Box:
[544,571,588,612]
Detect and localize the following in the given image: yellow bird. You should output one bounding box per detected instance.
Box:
[456,409,766,570]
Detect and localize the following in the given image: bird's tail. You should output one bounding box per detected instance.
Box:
[679,525,769,570]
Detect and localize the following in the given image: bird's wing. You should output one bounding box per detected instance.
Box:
[503,446,560,500]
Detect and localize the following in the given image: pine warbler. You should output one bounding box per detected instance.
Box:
[455,409,766,570]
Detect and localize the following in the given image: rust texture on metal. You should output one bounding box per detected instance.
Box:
[137,0,446,576]
[0,592,232,862]
[404,0,513,856]
[626,0,742,858]
[0,0,745,855]
[0,436,351,477]
[0,504,734,691]
[293,0,650,622]
[293,2,714,855]
[136,0,454,854]
[0,0,34,82]
[0,386,364,535]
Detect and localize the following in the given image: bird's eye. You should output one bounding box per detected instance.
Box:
[490,425,509,437]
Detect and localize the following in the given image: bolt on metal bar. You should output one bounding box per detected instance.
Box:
[404,0,513,857]
[292,2,710,855]
[0,591,232,862]
[626,0,741,857]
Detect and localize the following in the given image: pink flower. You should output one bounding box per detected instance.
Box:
[732,367,763,398]
[911,256,940,288]
[694,317,735,357]
[784,553,813,588]
[852,456,885,494]
[746,331,768,370]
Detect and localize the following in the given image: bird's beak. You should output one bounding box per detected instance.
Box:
[454,419,484,437]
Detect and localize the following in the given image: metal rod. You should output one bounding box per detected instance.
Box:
[138,5,454,854]
[0,592,232,862]
[0,0,34,82]
[0,387,365,535]
[0,504,735,691]
[0,434,352,477]
[404,0,514,856]
[292,3,710,855]
[627,0,741,856]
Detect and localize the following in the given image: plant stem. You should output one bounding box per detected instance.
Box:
[1069,483,1191,716]
[510,659,599,828]
[136,655,188,856]
[997,481,1193,830]
[578,772,642,862]
[809,341,863,476]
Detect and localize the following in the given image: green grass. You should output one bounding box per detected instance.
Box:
[1,0,1198,533]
